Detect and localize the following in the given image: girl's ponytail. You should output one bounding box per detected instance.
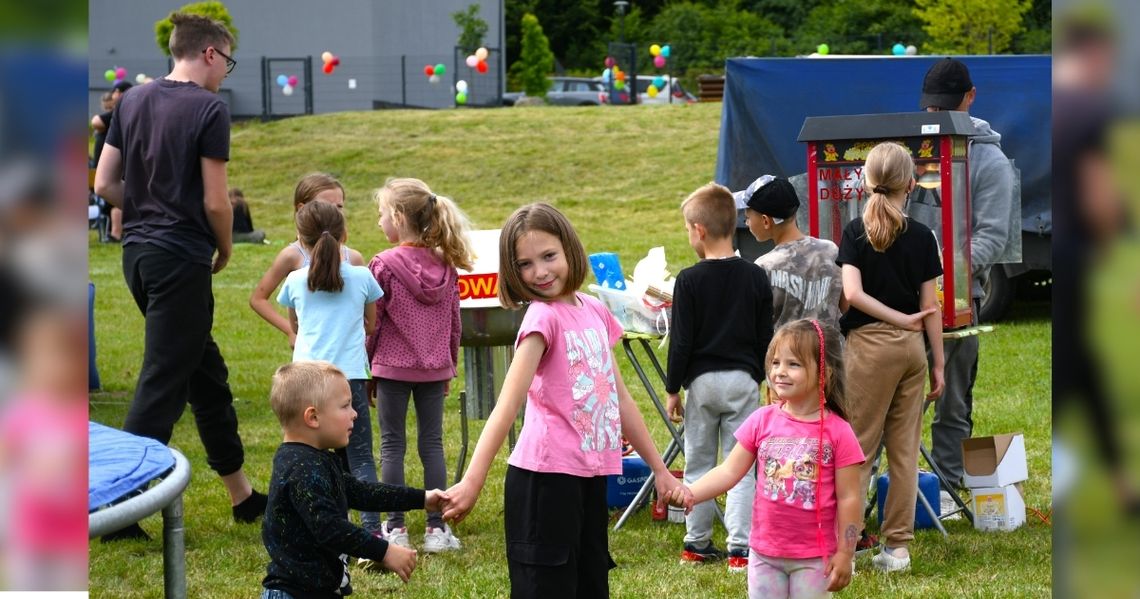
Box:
[296,201,346,293]
[422,194,474,271]
[861,142,913,252]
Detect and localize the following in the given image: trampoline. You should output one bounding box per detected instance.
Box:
[88,422,191,599]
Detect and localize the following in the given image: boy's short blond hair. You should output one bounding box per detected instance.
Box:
[269,361,346,426]
[681,182,737,239]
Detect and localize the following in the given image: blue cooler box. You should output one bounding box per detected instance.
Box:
[876,471,940,529]
[607,456,651,508]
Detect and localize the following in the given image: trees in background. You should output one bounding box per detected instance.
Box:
[154,1,238,57]
[515,13,555,98]
[915,0,1033,54]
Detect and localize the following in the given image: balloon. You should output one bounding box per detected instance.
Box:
[282,84,294,96]
[906,45,917,56]
[323,62,335,74]
[601,68,612,83]
[604,56,615,68]
[647,84,659,98]
[424,64,435,77]
[614,79,625,90]
[434,63,446,76]
[661,45,671,58]
[135,73,148,84]
[321,51,333,63]
[331,56,340,66]
[653,55,666,69]
[456,91,468,105]
[476,60,488,74]
[429,74,441,84]
[817,43,829,56]
[892,43,905,56]
[115,67,127,80]
[653,75,665,89]
[287,75,299,87]
[649,44,661,57]
[466,55,478,68]
[456,79,468,93]
[475,47,488,61]
[104,69,115,82]
[276,74,287,86]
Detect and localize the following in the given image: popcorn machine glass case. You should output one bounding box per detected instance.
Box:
[797,111,976,329]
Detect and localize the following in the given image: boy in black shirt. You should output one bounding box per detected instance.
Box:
[666,182,774,571]
[262,361,448,598]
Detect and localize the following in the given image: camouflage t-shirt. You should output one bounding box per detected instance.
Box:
[754,236,843,330]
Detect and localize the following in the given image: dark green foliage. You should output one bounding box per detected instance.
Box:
[154,1,238,57]
[452,4,489,55]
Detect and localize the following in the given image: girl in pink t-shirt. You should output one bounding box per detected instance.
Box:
[442,203,685,598]
[668,320,865,599]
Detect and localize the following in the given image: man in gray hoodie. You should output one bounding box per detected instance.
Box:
[917,58,1014,492]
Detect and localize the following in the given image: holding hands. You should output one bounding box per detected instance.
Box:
[425,488,451,513]
[657,476,694,514]
[441,479,480,524]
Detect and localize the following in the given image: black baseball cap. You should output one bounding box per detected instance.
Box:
[920,58,973,110]
[112,80,133,93]
[744,177,799,220]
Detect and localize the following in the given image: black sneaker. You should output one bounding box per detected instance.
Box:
[680,542,726,564]
[233,490,268,523]
[101,522,150,543]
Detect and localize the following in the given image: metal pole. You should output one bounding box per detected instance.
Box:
[260,56,268,121]
[163,495,186,599]
[401,55,407,107]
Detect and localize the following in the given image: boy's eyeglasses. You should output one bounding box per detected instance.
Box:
[204,47,236,74]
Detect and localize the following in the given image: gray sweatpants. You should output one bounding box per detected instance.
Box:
[376,378,447,529]
[683,370,760,553]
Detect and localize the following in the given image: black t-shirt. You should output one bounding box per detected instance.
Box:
[91,109,112,166]
[105,78,230,265]
[666,257,774,393]
[835,217,942,333]
[232,200,254,233]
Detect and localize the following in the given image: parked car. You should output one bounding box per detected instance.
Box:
[596,75,698,105]
[502,77,608,106]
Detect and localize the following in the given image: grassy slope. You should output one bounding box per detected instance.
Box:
[89,103,1051,598]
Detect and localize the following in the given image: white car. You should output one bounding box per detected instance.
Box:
[501,77,608,106]
[596,75,697,105]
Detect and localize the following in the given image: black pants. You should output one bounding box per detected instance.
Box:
[504,466,616,599]
[122,243,244,476]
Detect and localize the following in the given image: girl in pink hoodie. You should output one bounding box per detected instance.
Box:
[366,177,473,553]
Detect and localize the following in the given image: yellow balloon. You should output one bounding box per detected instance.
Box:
[321,51,333,63]
[647,84,659,98]
[650,44,661,57]
[475,47,489,61]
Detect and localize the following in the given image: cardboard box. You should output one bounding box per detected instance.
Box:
[606,456,651,508]
[962,433,1028,488]
[971,484,1026,531]
[876,471,941,529]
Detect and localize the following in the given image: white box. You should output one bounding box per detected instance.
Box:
[962,433,1028,488]
[971,484,1026,531]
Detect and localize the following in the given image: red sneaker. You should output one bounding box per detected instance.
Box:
[727,549,749,572]
[679,542,726,564]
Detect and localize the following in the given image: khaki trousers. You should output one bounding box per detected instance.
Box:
[844,322,927,549]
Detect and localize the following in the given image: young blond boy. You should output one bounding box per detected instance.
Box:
[260,361,447,598]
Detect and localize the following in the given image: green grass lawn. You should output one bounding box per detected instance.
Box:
[88,103,1051,598]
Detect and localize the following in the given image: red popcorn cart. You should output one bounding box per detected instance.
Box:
[797,111,977,329]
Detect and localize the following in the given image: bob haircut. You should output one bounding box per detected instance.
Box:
[497,203,588,310]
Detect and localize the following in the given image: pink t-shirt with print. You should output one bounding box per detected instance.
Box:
[507,292,625,478]
[735,404,865,558]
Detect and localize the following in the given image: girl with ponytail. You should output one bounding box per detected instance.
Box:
[835,141,945,573]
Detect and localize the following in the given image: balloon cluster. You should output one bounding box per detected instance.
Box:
[464,47,490,74]
[275,74,300,96]
[103,66,128,86]
[455,79,469,105]
[320,51,341,75]
[134,73,153,85]
[601,59,627,91]
[424,63,446,84]
[649,44,671,69]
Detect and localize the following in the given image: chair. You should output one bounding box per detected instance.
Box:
[88,167,110,242]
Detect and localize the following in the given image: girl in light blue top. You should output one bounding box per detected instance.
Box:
[277,201,385,560]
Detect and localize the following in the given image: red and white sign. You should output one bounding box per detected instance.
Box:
[458,230,503,309]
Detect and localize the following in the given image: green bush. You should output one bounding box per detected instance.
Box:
[154,1,239,57]
[514,13,554,98]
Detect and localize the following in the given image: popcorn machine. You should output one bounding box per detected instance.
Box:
[797,111,977,329]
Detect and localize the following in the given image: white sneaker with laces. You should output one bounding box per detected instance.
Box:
[871,547,911,572]
[381,522,411,548]
[422,524,462,553]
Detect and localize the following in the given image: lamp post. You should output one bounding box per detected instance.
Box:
[614,1,628,43]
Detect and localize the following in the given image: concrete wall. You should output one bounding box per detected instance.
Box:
[89,0,504,118]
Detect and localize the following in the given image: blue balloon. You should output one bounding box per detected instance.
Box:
[661,45,671,58]
[653,76,666,89]
[602,68,612,83]
[276,74,288,87]
[892,43,906,56]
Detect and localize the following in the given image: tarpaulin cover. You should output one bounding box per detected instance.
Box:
[88,421,175,511]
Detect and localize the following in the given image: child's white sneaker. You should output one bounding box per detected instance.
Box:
[871,546,911,572]
[422,524,461,553]
[380,522,411,548]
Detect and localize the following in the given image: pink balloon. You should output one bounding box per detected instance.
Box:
[653,55,666,69]
[466,55,478,68]
[287,75,299,87]
[115,67,127,79]
[604,56,615,68]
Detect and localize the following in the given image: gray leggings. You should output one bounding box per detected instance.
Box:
[376,378,447,529]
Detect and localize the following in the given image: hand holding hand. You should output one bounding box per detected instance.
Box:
[424,489,450,513]
[666,393,684,423]
[442,479,480,524]
[381,544,417,582]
